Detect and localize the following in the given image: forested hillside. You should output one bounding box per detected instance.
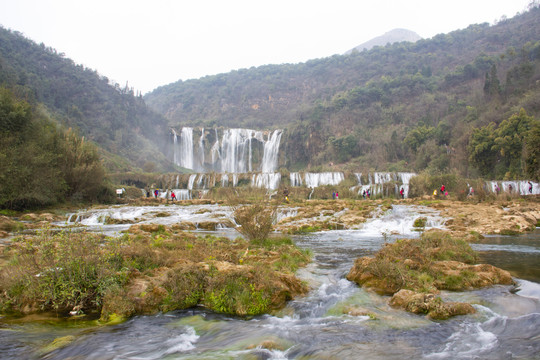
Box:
[0,27,172,173]
[146,5,540,180]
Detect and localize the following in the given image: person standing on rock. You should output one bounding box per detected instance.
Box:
[400,187,405,199]
[171,191,176,202]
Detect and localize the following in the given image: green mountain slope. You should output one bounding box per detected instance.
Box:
[0,27,173,172]
[145,6,540,178]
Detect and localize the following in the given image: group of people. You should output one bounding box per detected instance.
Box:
[146,188,177,201]
[332,191,339,200]
[362,189,371,199]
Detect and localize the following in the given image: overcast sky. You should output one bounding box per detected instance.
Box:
[0,0,532,94]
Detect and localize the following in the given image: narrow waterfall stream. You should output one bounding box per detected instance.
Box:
[1,205,539,359]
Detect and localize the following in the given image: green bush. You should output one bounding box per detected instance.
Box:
[0,230,128,314]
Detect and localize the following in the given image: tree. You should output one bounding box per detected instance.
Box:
[492,108,534,178]
[468,123,497,177]
[483,64,501,96]
[60,128,107,201]
[524,117,540,181]
[404,125,435,152]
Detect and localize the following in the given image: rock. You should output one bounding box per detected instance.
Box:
[389,289,476,320]
[428,301,476,320]
[343,305,375,318]
[431,261,514,290]
[346,256,400,295]
[128,224,163,233]
[171,222,197,230]
[388,289,416,308]
[0,216,20,232]
[196,221,217,230]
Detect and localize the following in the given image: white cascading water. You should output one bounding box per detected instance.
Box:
[187,174,197,190]
[221,174,229,187]
[290,172,303,187]
[172,127,281,174]
[211,128,220,166]
[304,172,344,188]
[261,130,283,173]
[179,127,194,170]
[252,173,281,190]
[486,180,539,195]
[172,129,178,165]
[398,172,416,198]
[198,128,205,171]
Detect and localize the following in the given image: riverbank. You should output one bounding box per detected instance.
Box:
[0,224,310,321]
[0,197,539,322]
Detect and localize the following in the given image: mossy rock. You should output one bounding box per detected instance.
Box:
[40,335,76,354]
[413,217,427,228]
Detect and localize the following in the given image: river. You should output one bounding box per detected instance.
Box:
[0,204,539,359]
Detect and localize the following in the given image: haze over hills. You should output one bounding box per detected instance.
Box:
[145,5,540,180]
[1,4,540,188]
[344,28,422,54]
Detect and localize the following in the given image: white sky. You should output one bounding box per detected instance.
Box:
[0,0,532,94]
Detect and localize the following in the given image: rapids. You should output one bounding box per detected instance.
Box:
[1,204,539,359]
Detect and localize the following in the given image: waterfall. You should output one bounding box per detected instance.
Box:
[179,127,194,170]
[211,129,220,168]
[489,180,539,195]
[171,127,282,173]
[261,130,282,173]
[304,172,344,188]
[251,173,281,190]
[220,129,261,173]
[221,174,229,187]
[187,174,197,190]
[398,172,416,198]
[290,172,303,187]
[198,128,205,171]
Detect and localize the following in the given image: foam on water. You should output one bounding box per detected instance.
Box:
[355,204,445,237]
[425,321,498,359]
[163,326,199,355]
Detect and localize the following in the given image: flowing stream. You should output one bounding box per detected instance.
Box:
[0,205,539,359]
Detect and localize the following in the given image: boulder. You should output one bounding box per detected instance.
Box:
[390,289,476,320]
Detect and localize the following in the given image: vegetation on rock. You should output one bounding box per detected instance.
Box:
[0,225,310,320]
[346,229,514,319]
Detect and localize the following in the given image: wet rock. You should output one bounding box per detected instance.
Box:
[346,256,400,295]
[0,216,21,232]
[127,224,166,233]
[196,221,218,230]
[389,289,476,320]
[431,261,514,290]
[171,222,197,230]
[343,305,376,318]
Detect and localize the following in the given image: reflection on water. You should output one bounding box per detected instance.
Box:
[0,206,539,359]
[472,229,540,282]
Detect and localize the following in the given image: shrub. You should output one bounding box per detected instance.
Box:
[0,229,128,314]
[233,201,278,244]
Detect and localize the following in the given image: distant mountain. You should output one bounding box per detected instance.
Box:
[145,6,540,178]
[345,28,422,54]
